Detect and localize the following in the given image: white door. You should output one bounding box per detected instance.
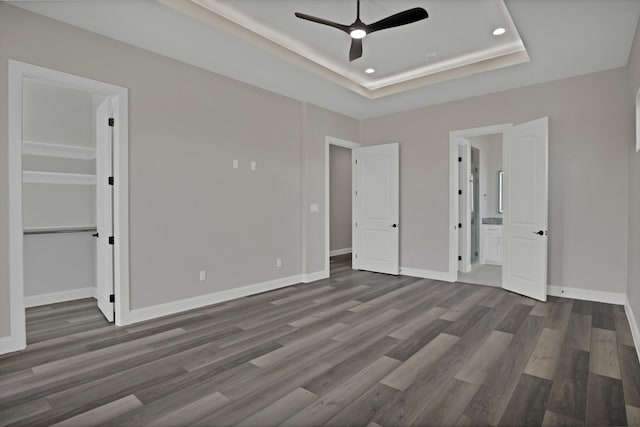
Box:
[95,98,114,321]
[502,117,549,301]
[352,143,399,275]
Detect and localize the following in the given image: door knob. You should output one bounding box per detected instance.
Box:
[392,224,397,228]
[533,230,544,236]
[92,233,99,238]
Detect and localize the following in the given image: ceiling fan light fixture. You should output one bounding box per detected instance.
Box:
[492,27,506,36]
[365,68,375,74]
[350,28,367,39]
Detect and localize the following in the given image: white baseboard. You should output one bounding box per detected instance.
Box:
[330,248,352,257]
[625,296,640,358]
[24,287,97,308]
[547,285,626,305]
[0,335,25,356]
[127,274,303,325]
[302,270,330,283]
[400,267,455,282]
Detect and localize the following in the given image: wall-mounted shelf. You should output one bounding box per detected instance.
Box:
[22,140,96,160]
[23,171,96,185]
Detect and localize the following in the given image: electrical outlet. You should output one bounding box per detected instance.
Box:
[251,161,257,171]
[233,160,238,169]
[276,258,282,268]
[199,270,206,281]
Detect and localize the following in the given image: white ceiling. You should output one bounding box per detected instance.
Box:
[9,0,640,119]
[184,0,527,97]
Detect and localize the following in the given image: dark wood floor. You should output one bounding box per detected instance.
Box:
[1,254,639,426]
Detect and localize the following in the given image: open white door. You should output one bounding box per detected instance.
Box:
[95,99,114,321]
[352,143,399,275]
[502,117,549,301]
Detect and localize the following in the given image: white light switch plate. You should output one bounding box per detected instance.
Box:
[310,204,319,213]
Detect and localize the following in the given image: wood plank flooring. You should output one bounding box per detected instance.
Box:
[1,254,639,426]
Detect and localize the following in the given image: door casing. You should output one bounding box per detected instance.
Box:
[448,124,513,282]
[6,60,130,354]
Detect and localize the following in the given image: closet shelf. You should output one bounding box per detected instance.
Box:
[22,140,96,160]
[23,171,97,185]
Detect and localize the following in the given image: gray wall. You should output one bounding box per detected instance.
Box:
[0,2,358,343]
[360,68,631,294]
[24,232,96,297]
[23,79,94,147]
[627,19,640,328]
[329,145,352,252]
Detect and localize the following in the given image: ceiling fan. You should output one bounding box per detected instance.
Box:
[294,0,429,62]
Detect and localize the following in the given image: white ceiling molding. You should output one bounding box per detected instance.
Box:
[165,0,529,99]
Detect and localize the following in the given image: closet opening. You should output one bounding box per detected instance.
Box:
[7,60,129,354]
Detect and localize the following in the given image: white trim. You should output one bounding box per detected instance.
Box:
[449,123,512,283]
[302,270,330,283]
[22,140,96,159]
[330,248,352,257]
[547,285,626,305]
[6,60,130,354]
[8,60,26,353]
[24,287,97,308]
[0,336,24,356]
[625,296,640,358]
[400,267,456,282]
[128,274,303,324]
[23,171,97,185]
[324,136,360,278]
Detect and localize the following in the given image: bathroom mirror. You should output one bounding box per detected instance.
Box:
[498,170,504,213]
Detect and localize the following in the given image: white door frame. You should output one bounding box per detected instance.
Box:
[324,136,360,276]
[448,123,512,282]
[6,60,130,354]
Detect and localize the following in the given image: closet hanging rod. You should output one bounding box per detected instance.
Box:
[23,227,97,235]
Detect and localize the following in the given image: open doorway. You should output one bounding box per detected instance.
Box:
[329,144,353,275]
[449,124,511,288]
[6,61,129,354]
[458,134,503,287]
[325,136,359,277]
[449,119,549,301]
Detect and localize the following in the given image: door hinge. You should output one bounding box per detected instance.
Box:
[458,256,462,261]
[458,157,462,162]
[109,236,114,245]
[109,294,115,303]
[108,118,114,127]
[458,223,462,228]
[108,177,114,186]
[458,190,462,195]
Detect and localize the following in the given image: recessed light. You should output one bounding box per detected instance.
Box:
[365,68,375,74]
[492,27,506,36]
[425,51,438,60]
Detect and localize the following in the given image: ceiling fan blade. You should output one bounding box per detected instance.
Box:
[366,7,428,34]
[294,12,350,34]
[349,38,363,62]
